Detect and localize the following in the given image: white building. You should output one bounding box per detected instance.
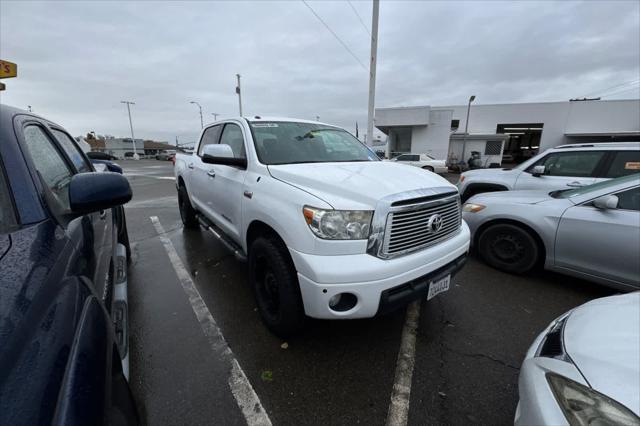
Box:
[375,99,640,166]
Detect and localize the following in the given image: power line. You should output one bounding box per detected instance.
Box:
[584,78,640,98]
[599,84,640,99]
[347,0,370,36]
[301,0,368,71]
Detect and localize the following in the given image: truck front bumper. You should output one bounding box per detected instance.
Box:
[289,222,470,319]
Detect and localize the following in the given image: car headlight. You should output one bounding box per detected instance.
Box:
[462,203,486,213]
[547,373,640,426]
[303,206,372,240]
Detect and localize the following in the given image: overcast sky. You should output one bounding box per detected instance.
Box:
[1,0,639,144]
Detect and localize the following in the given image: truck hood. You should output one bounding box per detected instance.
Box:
[469,190,554,205]
[563,293,640,415]
[268,161,456,209]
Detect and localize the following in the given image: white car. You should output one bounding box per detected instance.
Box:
[516,292,640,426]
[457,142,640,201]
[392,153,448,174]
[174,117,470,335]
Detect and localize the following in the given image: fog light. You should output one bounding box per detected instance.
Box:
[328,292,358,312]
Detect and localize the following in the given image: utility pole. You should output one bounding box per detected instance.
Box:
[211,112,219,121]
[462,95,476,163]
[366,0,380,147]
[120,100,139,160]
[175,136,179,148]
[190,101,203,128]
[236,74,243,116]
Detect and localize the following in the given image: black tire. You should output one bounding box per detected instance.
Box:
[249,235,305,337]
[422,166,434,172]
[178,185,199,229]
[117,208,132,263]
[478,224,539,274]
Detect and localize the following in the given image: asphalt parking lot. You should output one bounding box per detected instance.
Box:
[123,159,616,426]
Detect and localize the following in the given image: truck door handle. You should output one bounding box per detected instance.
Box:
[566,181,584,187]
[188,163,194,169]
[207,169,216,178]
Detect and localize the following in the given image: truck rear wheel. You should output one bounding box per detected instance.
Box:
[249,236,305,337]
[178,185,199,229]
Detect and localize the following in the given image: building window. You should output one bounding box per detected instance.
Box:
[451,119,460,130]
[485,140,503,155]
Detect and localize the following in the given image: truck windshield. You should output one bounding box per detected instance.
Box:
[249,121,379,165]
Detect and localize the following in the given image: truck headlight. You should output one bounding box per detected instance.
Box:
[546,373,640,426]
[462,203,485,213]
[303,207,372,240]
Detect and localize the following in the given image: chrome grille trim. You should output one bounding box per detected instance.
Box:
[366,188,462,259]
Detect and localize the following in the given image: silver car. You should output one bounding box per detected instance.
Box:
[462,173,640,290]
[516,292,640,425]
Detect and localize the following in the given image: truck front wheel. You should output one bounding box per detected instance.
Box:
[249,236,305,336]
[178,185,199,229]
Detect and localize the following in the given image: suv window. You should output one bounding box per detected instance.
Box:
[51,129,92,173]
[0,164,17,233]
[198,125,222,156]
[23,125,74,210]
[604,151,640,178]
[616,186,640,211]
[219,124,246,159]
[396,154,410,161]
[529,151,605,177]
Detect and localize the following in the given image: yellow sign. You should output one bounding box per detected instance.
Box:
[0,60,18,79]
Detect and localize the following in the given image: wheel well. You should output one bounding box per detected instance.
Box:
[246,220,282,249]
[177,176,186,188]
[474,219,546,265]
[462,183,508,201]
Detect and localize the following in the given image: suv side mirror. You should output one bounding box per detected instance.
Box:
[202,144,247,168]
[593,194,619,210]
[69,172,132,215]
[531,165,545,177]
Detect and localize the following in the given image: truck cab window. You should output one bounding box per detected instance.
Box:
[51,129,92,173]
[219,124,246,159]
[23,125,74,210]
[198,125,222,156]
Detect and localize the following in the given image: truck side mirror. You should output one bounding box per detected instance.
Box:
[531,165,545,177]
[202,144,247,168]
[593,194,618,210]
[69,172,132,215]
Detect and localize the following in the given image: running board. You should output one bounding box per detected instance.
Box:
[197,215,247,262]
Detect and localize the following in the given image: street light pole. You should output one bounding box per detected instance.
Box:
[462,95,476,163]
[120,100,139,160]
[211,112,219,121]
[190,101,203,129]
[366,0,380,147]
[236,74,243,116]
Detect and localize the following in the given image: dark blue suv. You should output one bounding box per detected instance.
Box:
[0,105,139,425]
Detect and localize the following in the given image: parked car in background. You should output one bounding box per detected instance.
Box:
[87,150,118,160]
[156,149,176,160]
[462,173,640,290]
[0,105,138,425]
[392,153,448,173]
[175,117,469,336]
[457,142,640,201]
[516,292,640,426]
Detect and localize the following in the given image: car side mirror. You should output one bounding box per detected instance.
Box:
[69,172,132,215]
[593,194,619,210]
[531,165,545,177]
[202,144,247,168]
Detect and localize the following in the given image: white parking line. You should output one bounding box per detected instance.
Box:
[150,216,272,426]
[386,301,421,426]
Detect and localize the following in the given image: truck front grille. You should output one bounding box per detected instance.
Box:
[382,193,461,257]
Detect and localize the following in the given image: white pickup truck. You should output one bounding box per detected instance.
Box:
[174,117,470,335]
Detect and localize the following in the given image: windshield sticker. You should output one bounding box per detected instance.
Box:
[624,162,640,170]
[252,123,279,128]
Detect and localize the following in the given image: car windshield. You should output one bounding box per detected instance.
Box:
[249,121,379,165]
[551,173,640,199]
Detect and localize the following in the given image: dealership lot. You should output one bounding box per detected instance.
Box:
[124,160,615,425]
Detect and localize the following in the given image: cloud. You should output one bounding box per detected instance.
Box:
[1,0,638,143]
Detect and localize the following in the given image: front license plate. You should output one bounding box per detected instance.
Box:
[427,275,450,301]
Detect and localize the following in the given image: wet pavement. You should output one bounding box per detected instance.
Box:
[122,160,615,425]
